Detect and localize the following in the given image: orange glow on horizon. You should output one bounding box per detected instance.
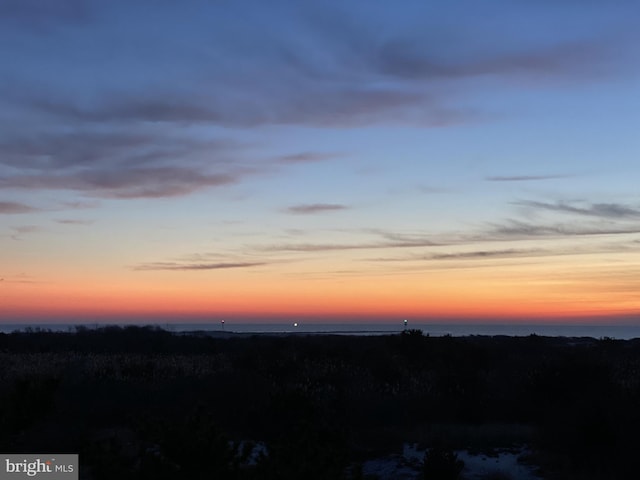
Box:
[2,265,639,323]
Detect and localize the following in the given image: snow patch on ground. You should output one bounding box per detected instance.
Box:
[458,448,540,479]
[362,444,541,480]
[362,453,421,480]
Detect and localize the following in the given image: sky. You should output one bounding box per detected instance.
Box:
[1,0,639,324]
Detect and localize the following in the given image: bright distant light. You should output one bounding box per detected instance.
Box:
[293,322,298,327]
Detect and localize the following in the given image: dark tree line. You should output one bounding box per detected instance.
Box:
[1,326,640,479]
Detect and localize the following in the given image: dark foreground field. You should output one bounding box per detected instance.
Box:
[1,327,639,479]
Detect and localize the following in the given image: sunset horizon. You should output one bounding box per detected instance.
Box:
[2,1,639,327]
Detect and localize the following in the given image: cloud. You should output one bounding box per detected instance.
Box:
[516,200,640,219]
[12,225,41,234]
[1,0,635,209]
[0,123,341,200]
[417,185,451,194]
[61,200,100,209]
[488,219,640,238]
[28,84,470,129]
[0,128,246,199]
[1,167,239,199]
[367,248,563,266]
[486,174,569,182]
[270,88,472,128]
[56,219,93,225]
[285,203,349,214]
[277,152,341,164]
[262,243,373,252]
[31,94,227,126]
[14,4,619,132]
[429,249,541,260]
[133,261,267,271]
[469,197,640,243]
[261,230,442,252]
[372,39,611,82]
[0,272,45,284]
[9,225,43,241]
[0,130,233,170]
[375,231,445,247]
[0,201,37,214]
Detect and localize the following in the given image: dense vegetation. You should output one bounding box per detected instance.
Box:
[1,326,639,479]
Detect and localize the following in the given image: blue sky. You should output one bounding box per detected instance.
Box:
[1,0,640,322]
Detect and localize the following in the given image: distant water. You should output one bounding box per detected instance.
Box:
[1,322,640,339]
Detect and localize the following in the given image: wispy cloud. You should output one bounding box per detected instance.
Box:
[56,219,93,225]
[0,0,633,208]
[368,248,544,262]
[23,75,474,129]
[417,185,451,194]
[262,243,374,253]
[60,200,101,210]
[516,200,640,219]
[429,248,541,260]
[0,201,38,214]
[0,130,166,169]
[81,168,238,200]
[372,39,612,82]
[261,230,442,252]
[486,174,569,182]
[2,166,240,199]
[376,231,444,247]
[9,225,43,241]
[261,211,640,256]
[12,225,41,234]
[30,94,229,126]
[133,261,268,271]
[285,203,349,214]
[488,219,640,238]
[0,128,249,199]
[277,152,341,164]
[8,2,623,135]
[0,271,46,284]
